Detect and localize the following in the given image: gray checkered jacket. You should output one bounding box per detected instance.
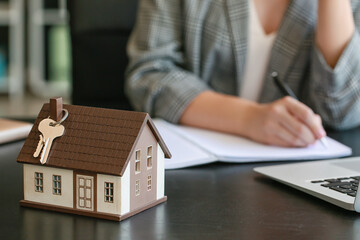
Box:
[126,0,360,130]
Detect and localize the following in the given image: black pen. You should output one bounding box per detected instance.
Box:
[271,72,328,148]
[271,72,298,100]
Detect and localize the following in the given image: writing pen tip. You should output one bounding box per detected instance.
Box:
[320,137,329,149]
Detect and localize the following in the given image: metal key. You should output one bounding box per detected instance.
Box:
[33,118,52,158]
[34,118,65,164]
[33,134,44,157]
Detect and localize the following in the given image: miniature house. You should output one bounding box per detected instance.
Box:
[17,101,171,221]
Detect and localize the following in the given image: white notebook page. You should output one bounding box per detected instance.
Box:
[154,119,216,169]
[166,122,352,161]
[153,119,352,168]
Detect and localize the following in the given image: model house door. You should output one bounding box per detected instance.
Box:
[76,175,94,211]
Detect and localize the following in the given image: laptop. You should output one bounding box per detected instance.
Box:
[254,157,360,211]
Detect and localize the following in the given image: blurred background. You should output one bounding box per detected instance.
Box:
[0,0,137,119]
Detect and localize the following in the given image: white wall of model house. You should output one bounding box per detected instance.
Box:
[96,174,121,215]
[23,142,163,215]
[94,161,131,216]
[23,164,73,208]
[157,143,165,200]
[120,165,130,215]
[23,162,133,216]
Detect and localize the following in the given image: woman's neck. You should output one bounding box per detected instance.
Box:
[252,0,290,35]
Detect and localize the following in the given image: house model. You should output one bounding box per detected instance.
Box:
[17,98,171,221]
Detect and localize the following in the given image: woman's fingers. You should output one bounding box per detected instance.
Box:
[266,121,307,147]
[277,107,316,145]
[247,97,325,148]
[261,116,307,147]
[282,96,326,139]
[275,124,308,147]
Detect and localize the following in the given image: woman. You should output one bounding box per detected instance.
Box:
[126,0,360,147]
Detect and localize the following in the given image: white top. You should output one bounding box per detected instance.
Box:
[240,0,277,101]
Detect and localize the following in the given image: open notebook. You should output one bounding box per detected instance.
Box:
[0,118,32,144]
[153,119,352,169]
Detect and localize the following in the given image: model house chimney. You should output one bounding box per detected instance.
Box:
[50,97,63,122]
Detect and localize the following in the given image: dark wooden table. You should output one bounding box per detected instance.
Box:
[2,127,360,240]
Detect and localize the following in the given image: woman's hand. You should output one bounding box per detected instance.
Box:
[243,96,326,147]
[179,91,326,148]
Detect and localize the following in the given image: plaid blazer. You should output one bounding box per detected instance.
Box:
[126,0,360,129]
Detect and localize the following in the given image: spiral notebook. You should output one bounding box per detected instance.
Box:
[153,119,352,169]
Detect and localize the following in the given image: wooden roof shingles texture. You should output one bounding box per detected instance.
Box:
[17,104,150,176]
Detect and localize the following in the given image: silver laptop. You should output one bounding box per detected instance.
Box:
[254,157,360,211]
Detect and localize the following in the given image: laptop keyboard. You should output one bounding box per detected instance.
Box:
[311,176,360,197]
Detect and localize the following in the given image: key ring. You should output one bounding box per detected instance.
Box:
[49,109,68,126]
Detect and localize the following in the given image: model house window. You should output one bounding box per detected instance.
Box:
[147,175,152,191]
[135,150,141,173]
[147,146,153,169]
[53,175,61,195]
[34,172,43,192]
[104,182,114,203]
[135,180,140,196]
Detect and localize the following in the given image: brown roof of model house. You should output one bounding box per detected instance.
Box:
[17,104,171,176]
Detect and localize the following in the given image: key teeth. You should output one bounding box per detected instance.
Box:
[33,135,44,158]
[39,138,50,165]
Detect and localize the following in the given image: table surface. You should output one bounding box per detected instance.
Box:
[2,127,360,240]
